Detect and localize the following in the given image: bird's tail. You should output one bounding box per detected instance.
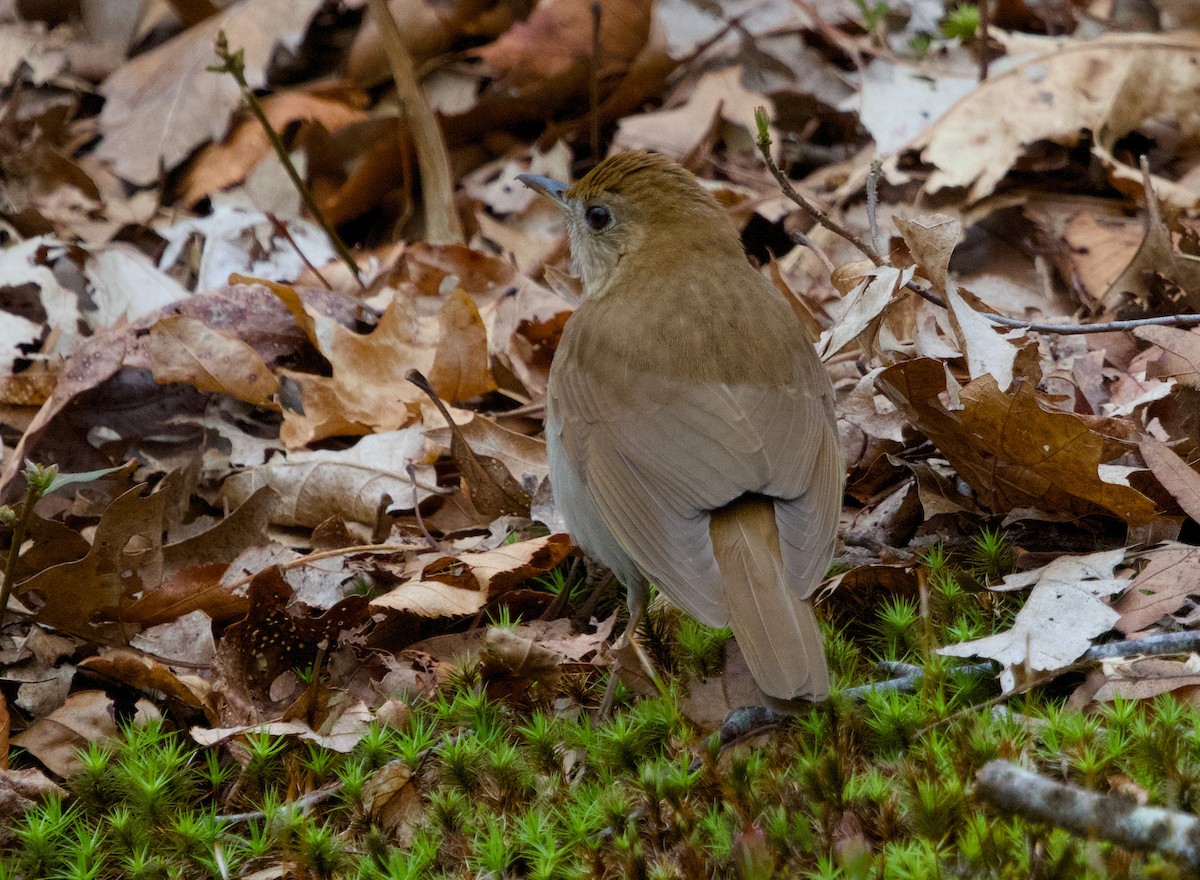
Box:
[709,495,830,701]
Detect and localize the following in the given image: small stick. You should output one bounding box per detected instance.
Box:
[589,2,602,162]
[365,0,463,244]
[865,158,882,257]
[216,781,344,824]
[975,761,1200,871]
[978,0,991,82]
[406,463,445,552]
[266,213,333,290]
[848,630,1200,704]
[754,108,884,266]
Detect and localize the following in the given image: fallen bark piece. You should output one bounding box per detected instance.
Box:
[975,761,1200,871]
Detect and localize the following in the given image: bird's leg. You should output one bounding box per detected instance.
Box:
[599,577,661,718]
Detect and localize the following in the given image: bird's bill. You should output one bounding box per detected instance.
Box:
[517,173,569,204]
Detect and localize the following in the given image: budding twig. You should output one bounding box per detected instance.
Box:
[210,33,363,286]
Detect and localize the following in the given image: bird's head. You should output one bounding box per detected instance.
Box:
[519,151,742,300]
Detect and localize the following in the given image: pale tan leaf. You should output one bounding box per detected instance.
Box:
[1140,436,1200,525]
[428,288,497,403]
[148,315,280,405]
[940,549,1132,692]
[94,0,324,185]
[893,213,960,293]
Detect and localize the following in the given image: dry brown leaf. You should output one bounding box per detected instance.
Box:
[94,0,324,185]
[894,34,1200,205]
[428,288,497,403]
[363,761,422,845]
[1139,436,1200,525]
[1059,210,1144,305]
[147,315,280,406]
[817,266,910,360]
[1113,545,1200,635]
[876,358,1158,523]
[614,65,771,159]
[11,691,156,778]
[1137,325,1200,389]
[1076,658,1200,705]
[180,86,370,206]
[15,481,171,632]
[78,649,210,713]
[256,279,432,447]
[0,767,65,821]
[191,702,372,752]
[371,534,572,617]
[475,0,649,92]
[412,371,531,518]
[1102,209,1200,313]
[433,415,549,494]
[940,549,1132,692]
[894,213,959,294]
[222,428,434,529]
[943,284,1025,393]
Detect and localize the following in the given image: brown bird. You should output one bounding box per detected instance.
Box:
[520,152,842,702]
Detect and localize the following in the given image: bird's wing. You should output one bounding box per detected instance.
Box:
[549,364,840,627]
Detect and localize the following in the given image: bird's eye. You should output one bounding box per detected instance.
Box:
[584,205,612,231]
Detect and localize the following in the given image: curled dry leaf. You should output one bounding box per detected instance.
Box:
[1137,325,1200,389]
[817,266,911,361]
[877,358,1158,524]
[371,534,572,618]
[411,370,531,518]
[428,414,549,496]
[147,315,280,406]
[191,701,372,752]
[893,213,959,294]
[222,427,434,529]
[78,648,211,716]
[258,278,433,447]
[1113,545,1200,636]
[892,33,1200,205]
[1139,436,1200,525]
[427,287,497,403]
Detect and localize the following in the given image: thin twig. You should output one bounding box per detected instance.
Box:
[0,479,39,630]
[366,0,463,244]
[976,761,1200,870]
[589,1,602,162]
[925,629,1200,730]
[865,158,882,256]
[210,33,363,286]
[216,781,344,824]
[406,462,446,552]
[266,213,333,290]
[978,0,990,81]
[754,108,883,265]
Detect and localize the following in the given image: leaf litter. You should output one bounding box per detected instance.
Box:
[0,0,1199,871]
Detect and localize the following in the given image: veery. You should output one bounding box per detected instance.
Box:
[520,151,842,701]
